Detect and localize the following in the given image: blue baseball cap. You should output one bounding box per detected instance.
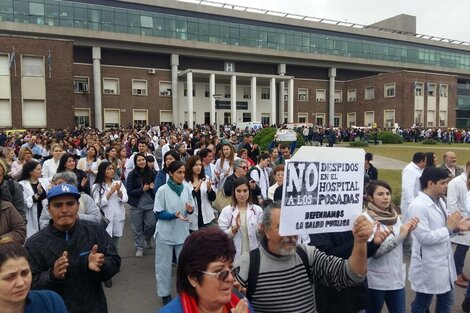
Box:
[47,184,81,201]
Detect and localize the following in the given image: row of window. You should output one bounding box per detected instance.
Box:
[2,0,470,70]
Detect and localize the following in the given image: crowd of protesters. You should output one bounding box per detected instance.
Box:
[1,122,470,313]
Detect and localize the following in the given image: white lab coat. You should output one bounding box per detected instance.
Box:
[186,178,216,231]
[408,191,456,294]
[19,179,47,238]
[400,162,423,221]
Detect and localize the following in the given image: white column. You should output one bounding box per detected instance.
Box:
[210,74,216,126]
[187,71,193,127]
[171,54,179,126]
[251,76,257,121]
[288,78,294,123]
[92,47,102,130]
[328,68,336,127]
[231,75,237,124]
[270,78,276,126]
[278,81,285,125]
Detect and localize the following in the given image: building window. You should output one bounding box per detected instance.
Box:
[284,88,288,101]
[384,83,396,98]
[316,113,325,126]
[140,16,153,28]
[204,112,210,124]
[427,83,436,97]
[243,87,251,99]
[414,109,423,126]
[384,110,395,128]
[204,85,210,97]
[22,56,44,77]
[104,109,120,128]
[29,3,44,16]
[316,89,326,102]
[334,113,342,127]
[243,113,251,122]
[298,113,308,123]
[133,109,148,127]
[334,90,342,103]
[298,88,308,102]
[347,89,357,102]
[415,82,424,96]
[261,113,270,126]
[184,84,195,97]
[427,110,435,127]
[364,111,374,127]
[159,82,172,97]
[439,84,448,98]
[365,87,375,100]
[132,79,147,96]
[439,110,447,127]
[103,78,119,95]
[261,88,270,100]
[224,112,231,125]
[75,109,90,128]
[347,112,356,127]
[224,86,230,99]
[74,77,89,93]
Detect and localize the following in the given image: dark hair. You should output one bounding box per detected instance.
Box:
[0,238,30,269]
[231,176,253,206]
[163,150,181,172]
[95,161,113,186]
[146,155,155,163]
[412,152,426,164]
[257,153,269,164]
[419,167,450,190]
[19,160,40,181]
[365,180,392,198]
[57,153,76,173]
[365,152,373,162]
[86,146,98,161]
[138,139,148,146]
[176,227,236,301]
[168,161,185,175]
[185,156,205,182]
[279,144,289,150]
[425,152,436,168]
[199,148,211,159]
[133,153,154,184]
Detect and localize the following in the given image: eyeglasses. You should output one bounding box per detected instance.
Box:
[239,166,248,170]
[197,268,236,282]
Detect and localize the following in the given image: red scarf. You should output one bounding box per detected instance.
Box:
[180,291,248,313]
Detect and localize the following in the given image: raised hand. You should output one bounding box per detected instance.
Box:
[88,244,105,272]
[399,217,419,239]
[53,251,69,280]
[352,215,374,244]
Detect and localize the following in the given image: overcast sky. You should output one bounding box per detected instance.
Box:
[202,0,469,42]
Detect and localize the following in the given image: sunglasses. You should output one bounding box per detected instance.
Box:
[198,268,236,282]
[239,166,248,170]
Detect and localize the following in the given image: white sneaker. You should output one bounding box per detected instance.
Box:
[135,248,144,258]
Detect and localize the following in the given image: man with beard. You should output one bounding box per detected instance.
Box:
[234,202,372,313]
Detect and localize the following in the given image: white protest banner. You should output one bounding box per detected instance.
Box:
[279,146,365,236]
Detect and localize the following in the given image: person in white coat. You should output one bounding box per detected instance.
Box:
[41,143,63,179]
[400,152,426,221]
[218,177,263,262]
[18,160,47,238]
[92,161,128,252]
[184,156,216,230]
[408,167,470,313]
[364,180,419,313]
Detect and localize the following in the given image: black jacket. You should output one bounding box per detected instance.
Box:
[126,168,156,207]
[25,220,121,313]
[309,231,380,313]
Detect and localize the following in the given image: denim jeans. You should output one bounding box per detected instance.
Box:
[366,288,406,313]
[454,244,469,275]
[411,289,454,313]
[130,206,156,249]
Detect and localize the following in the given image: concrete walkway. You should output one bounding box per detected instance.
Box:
[372,154,408,170]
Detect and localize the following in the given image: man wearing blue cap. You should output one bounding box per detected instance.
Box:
[25,184,121,313]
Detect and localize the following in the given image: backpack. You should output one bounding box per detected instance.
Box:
[246,246,313,300]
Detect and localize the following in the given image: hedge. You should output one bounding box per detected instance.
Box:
[254,127,305,151]
[377,131,403,144]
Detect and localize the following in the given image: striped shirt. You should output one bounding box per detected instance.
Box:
[235,244,364,313]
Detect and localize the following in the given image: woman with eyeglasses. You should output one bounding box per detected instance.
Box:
[218,177,263,262]
[159,227,253,313]
[268,165,284,201]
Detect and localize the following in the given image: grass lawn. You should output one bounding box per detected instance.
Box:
[363,142,470,166]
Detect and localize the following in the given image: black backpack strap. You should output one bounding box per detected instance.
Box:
[246,248,260,301]
[296,245,313,286]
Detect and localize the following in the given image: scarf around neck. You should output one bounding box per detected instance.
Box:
[167,177,184,196]
[180,290,250,313]
[366,201,398,233]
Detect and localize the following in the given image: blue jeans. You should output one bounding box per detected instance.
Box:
[366,288,406,313]
[411,289,454,313]
[454,244,469,275]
